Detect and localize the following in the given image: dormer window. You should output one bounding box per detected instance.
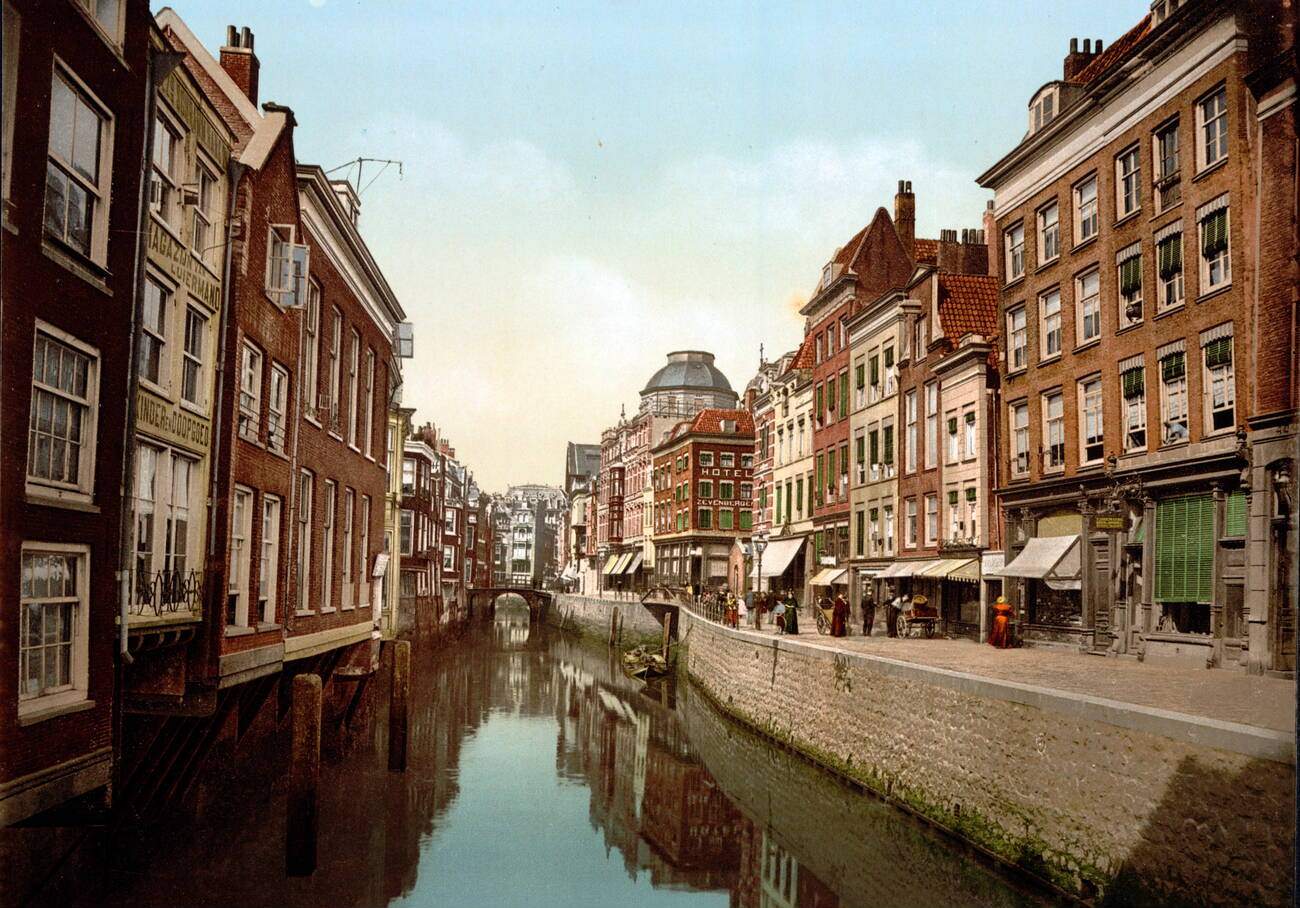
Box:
[1029,86,1058,135]
[822,262,834,289]
[1151,0,1182,26]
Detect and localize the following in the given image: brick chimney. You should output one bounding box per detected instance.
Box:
[982,201,998,280]
[1063,37,1101,81]
[958,228,988,276]
[894,180,915,261]
[936,228,961,272]
[220,25,260,106]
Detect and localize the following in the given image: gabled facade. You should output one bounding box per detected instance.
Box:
[765,336,817,602]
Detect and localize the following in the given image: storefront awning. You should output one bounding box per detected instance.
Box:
[560,565,579,581]
[757,537,805,578]
[921,558,978,580]
[601,554,621,575]
[948,559,981,582]
[991,535,1080,588]
[810,567,847,586]
[876,559,939,579]
[612,552,635,575]
[624,552,644,575]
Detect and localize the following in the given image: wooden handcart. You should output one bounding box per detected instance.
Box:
[896,594,938,638]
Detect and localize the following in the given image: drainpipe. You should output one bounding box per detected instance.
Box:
[208,159,245,559]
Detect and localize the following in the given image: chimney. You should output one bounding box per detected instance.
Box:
[220,25,260,106]
[959,226,989,276]
[330,179,361,226]
[894,179,915,261]
[1063,36,1101,81]
[983,200,998,280]
[937,228,961,272]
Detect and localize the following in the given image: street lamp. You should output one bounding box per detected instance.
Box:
[753,535,768,596]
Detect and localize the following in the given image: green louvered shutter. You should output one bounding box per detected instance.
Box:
[1120,255,1142,295]
[840,372,849,417]
[1202,210,1228,255]
[1158,235,1182,279]
[947,490,959,506]
[816,454,824,504]
[855,363,865,389]
[1122,367,1144,399]
[1161,352,1185,381]
[869,358,879,386]
[869,431,878,465]
[965,487,977,502]
[1204,337,1232,369]
[1155,495,1214,603]
[1225,491,1247,538]
[855,435,865,464]
[883,425,894,465]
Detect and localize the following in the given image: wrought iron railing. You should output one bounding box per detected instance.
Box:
[131,567,205,618]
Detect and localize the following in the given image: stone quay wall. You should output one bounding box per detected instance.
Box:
[678,608,1295,906]
[551,594,664,647]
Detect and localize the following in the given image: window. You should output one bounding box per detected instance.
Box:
[443,547,455,572]
[697,508,712,529]
[904,390,918,473]
[322,481,336,610]
[924,384,938,470]
[882,421,894,474]
[826,378,837,420]
[266,224,309,308]
[1118,248,1143,327]
[1037,201,1059,264]
[905,498,917,547]
[238,343,262,439]
[1197,86,1227,171]
[741,453,754,469]
[131,446,196,615]
[1199,201,1230,291]
[1011,403,1029,476]
[1160,347,1189,444]
[347,330,360,446]
[1079,377,1104,464]
[399,509,413,555]
[1203,331,1235,433]
[139,277,168,387]
[1073,175,1098,244]
[868,354,880,402]
[1075,269,1100,344]
[326,310,341,426]
[739,510,752,530]
[192,162,217,264]
[719,509,733,530]
[1031,391,1061,472]
[45,69,110,259]
[259,496,280,624]
[854,361,866,407]
[401,458,415,494]
[445,508,457,534]
[1004,222,1024,281]
[1156,230,1184,311]
[297,472,313,613]
[302,281,320,418]
[915,315,927,358]
[883,505,894,553]
[739,482,753,500]
[1155,494,1215,633]
[181,306,207,406]
[1154,119,1180,210]
[1036,288,1061,360]
[698,480,713,498]
[948,490,962,539]
[1115,145,1140,218]
[229,487,253,626]
[839,371,849,418]
[73,0,122,39]
[699,452,714,467]
[925,495,938,544]
[1007,306,1026,370]
[268,365,288,453]
[967,489,979,542]
[18,545,89,713]
[855,509,866,556]
[342,489,354,606]
[149,111,180,227]
[946,414,959,463]
[1121,364,1146,452]
[963,412,976,460]
[883,346,896,395]
[1030,86,1056,133]
[720,452,735,468]
[27,327,97,497]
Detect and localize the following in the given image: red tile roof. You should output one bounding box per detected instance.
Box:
[913,238,939,265]
[784,333,816,374]
[690,408,755,436]
[937,274,999,342]
[1073,14,1153,85]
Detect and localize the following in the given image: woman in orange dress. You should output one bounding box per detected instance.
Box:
[989,595,1012,648]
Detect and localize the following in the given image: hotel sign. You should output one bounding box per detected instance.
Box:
[148,221,221,311]
[136,388,210,453]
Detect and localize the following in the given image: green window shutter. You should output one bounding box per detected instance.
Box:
[855,364,865,389]
[947,490,959,506]
[774,486,781,519]
[1155,495,1214,603]
[883,426,894,464]
[1202,210,1228,256]
[839,373,849,415]
[828,448,836,481]
[816,455,824,504]
[816,385,824,414]
[884,347,894,369]
[869,358,879,385]
[740,511,752,530]
[1122,366,1145,399]
[1120,254,1142,296]
[1225,491,1247,537]
[869,432,878,464]
[1158,235,1182,279]
[856,436,865,464]
[947,416,958,434]
[1204,337,1232,369]
[815,531,824,556]
[1161,352,1185,381]
[965,487,977,502]
[840,444,849,475]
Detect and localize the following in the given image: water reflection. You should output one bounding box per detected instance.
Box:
[28,616,1049,908]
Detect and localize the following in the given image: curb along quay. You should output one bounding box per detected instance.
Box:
[1,1,1295,907]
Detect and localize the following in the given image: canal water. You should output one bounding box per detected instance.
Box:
[29,602,1054,907]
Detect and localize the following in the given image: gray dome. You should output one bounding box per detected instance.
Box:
[640,351,734,396]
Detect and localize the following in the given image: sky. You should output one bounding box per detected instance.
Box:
[162,0,1142,492]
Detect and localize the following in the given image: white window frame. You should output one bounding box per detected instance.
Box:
[720,452,735,468]
[1073,174,1098,245]
[1196,85,1228,172]
[904,390,918,474]
[1153,117,1181,212]
[181,305,208,408]
[1079,377,1104,465]
[149,105,182,230]
[1157,232,1185,312]
[1123,378,1147,454]
[296,471,313,614]
[963,410,977,462]
[1004,222,1024,282]
[45,63,113,263]
[138,275,169,391]
[191,156,219,267]
[945,411,960,464]
[1199,205,1231,293]
[322,481,336,611]
[924,383,938,470]
[1042,391,1065,472]
[326,309,342,429]
[1115,144,1141,219]
[1203,333,1235,436]
[924,494,938,545]
[302,280,321,421]
[1037,200,1059,265]
[265,223,310,308]
[342,488,354,609]
[1010,402,1029,477]
[238,342,262,440]
[359,495,371,611]
[228,486,254,627]
[1117,251,1143,329]
[72,0,124,45]
[347,329,361,448]
[905,498,918,548]
[1038,288,1061,361]
[1160,352,1190,445]
[259,495,281,625]
[1007,306,1027,371]
[18,542,91,718]
[363,349,375,457]
[268,364,288,453]
[1075,268,1101,345]
[26,322,99,501]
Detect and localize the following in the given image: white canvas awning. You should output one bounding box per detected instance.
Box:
[921,558,978,580]
[876,559,939,579]
[757,537,805,578]
[992,535,1081,589]
[624,552,644,575]
[810,567,847,586]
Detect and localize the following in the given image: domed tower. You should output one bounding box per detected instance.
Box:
[639,351,737,417]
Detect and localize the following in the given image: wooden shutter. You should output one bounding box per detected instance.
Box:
[869,431,878,464]
[883,426,894,464]
[1204,337,1232,369]
[1157,235,1182,278]
[948,490,959,505]
[1201,210,1227,255]
[1224,491,1247,538]
[1120,254,1142,295]
[1122,366,1144,399]
[1155,494,1214,603]
[1161,351,1185,381]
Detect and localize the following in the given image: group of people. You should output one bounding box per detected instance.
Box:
[717,588,803,635]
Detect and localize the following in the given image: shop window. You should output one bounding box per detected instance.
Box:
[1154,494,1213,634]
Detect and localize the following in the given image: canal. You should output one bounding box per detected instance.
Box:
[28,601,1054,907]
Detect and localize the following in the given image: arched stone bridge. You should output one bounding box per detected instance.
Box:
[469,587,553,623]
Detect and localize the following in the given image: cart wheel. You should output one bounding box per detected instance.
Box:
[895,614,908,638]
[924,621,935,639]
[815,609,829,635]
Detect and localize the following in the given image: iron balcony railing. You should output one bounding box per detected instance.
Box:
[131,567,205,618]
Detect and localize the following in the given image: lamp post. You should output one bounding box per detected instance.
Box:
[753,535,768,597]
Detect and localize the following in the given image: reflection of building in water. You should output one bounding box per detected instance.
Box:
[493,599,532,649]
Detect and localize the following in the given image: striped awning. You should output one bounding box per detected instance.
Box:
[601,554,620,575]
[921,558,978,580]
[810,567,847,586]
[876,559,939,579]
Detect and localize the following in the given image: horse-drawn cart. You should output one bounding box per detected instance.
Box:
[895,594,938,638]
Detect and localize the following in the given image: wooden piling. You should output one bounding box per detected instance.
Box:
[287,673,322,877]
[387,639,410,773]
[661,617,671,660]
[609,607,620,646]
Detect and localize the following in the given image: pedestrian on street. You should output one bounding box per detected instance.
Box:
[989,595,1013,648]
[831,592,849,637]
[887,588,901,638]
[863,591,876,637]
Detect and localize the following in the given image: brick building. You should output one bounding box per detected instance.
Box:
[381,404,414,637]
[764,336,817,602]
[652,409,756,591]
[977,0,1296,670]
[399,434,439,635]
[0,0,153,824]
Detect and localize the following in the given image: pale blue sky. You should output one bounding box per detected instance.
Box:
[161,1,1142,490]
